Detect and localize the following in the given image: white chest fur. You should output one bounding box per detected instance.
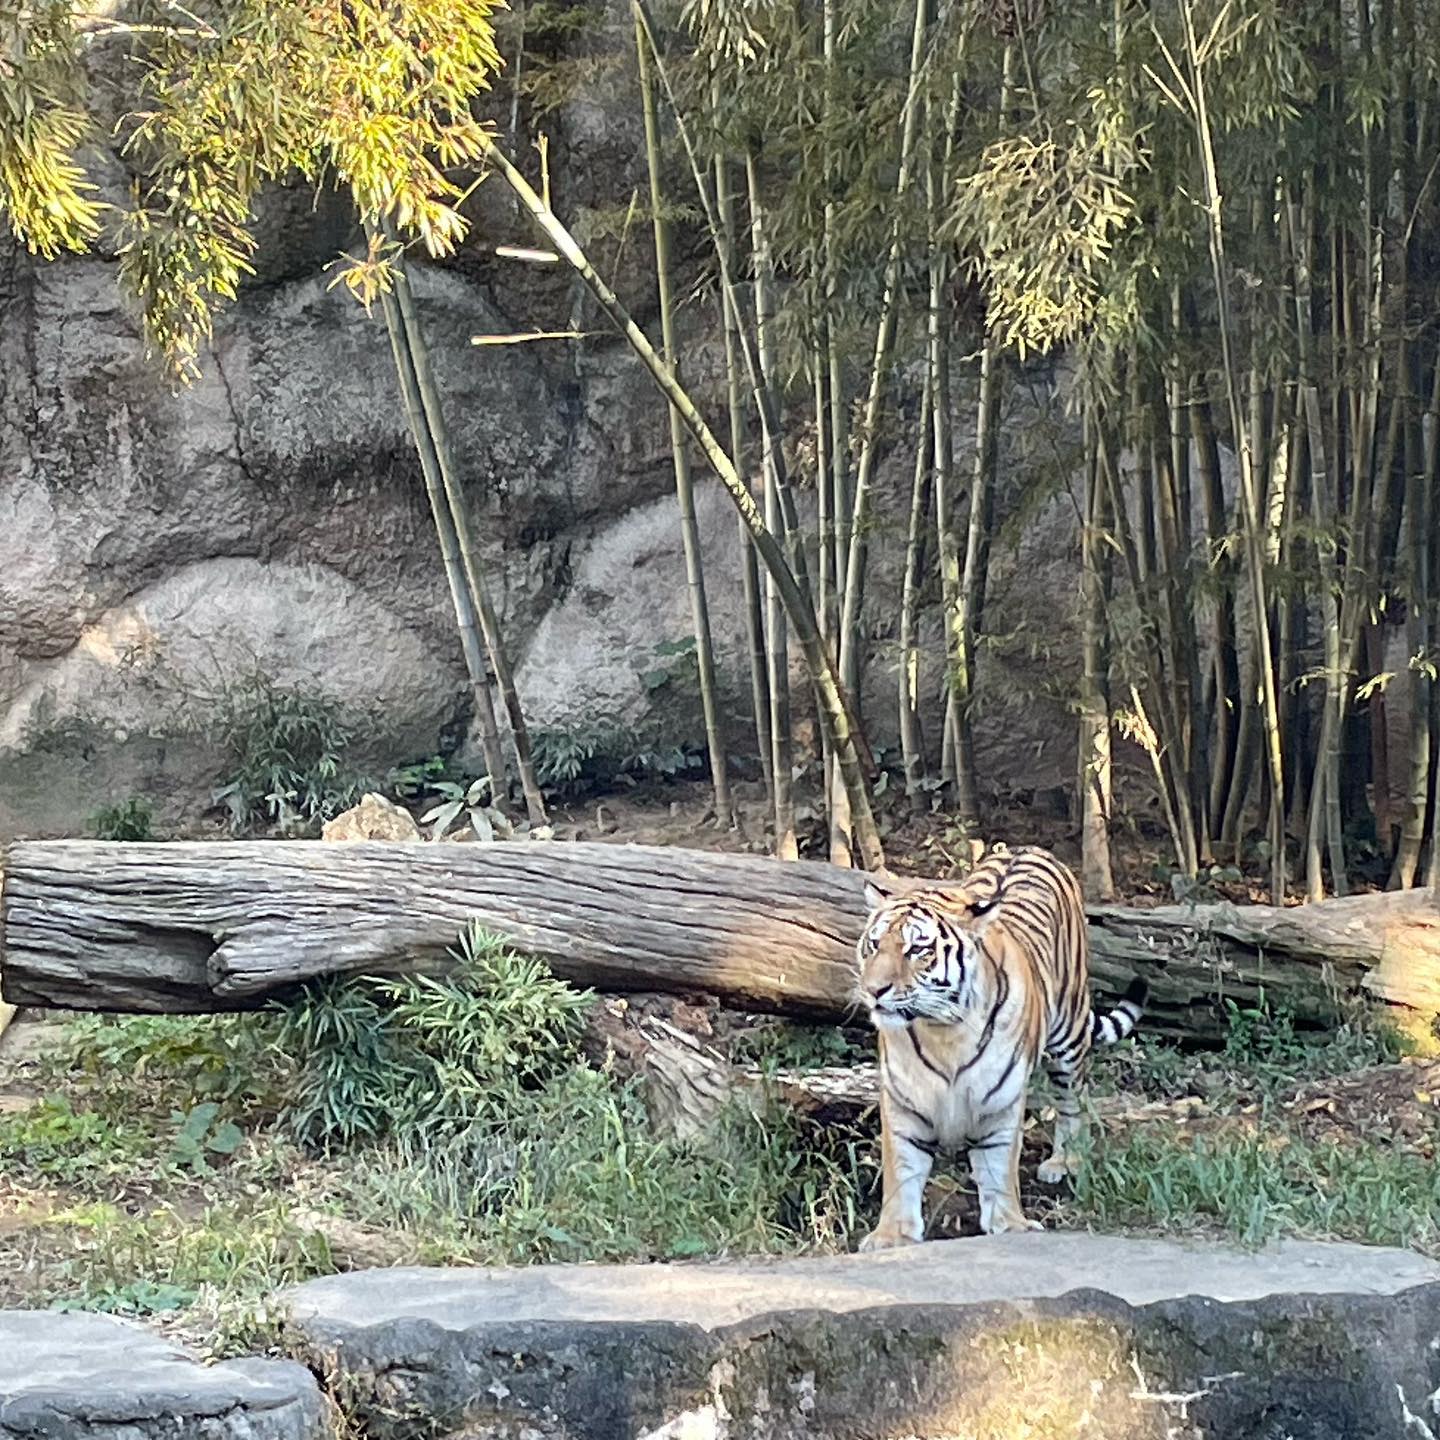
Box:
[883,1020,1034,1149]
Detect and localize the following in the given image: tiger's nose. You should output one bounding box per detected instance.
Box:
[865,982,893,1005]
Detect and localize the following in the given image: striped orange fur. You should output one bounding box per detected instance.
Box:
[855,844,1147,1249]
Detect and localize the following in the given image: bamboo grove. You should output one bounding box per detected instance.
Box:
[5,0,1440,901]
[587,0,1440,904]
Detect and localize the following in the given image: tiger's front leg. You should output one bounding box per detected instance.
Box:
[858,1085,937,1252]
[969,1108,1041,1236]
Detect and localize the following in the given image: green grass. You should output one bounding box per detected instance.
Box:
[2,944,1430,1349]
[338,1068,873,1264]
[42,1201,334,1314]
[1089,992,1412,1104]
[1071,996,1434,1253]
[1069,1123,1440,1254]
[730,1018,871,1071]
[0,929,877,1341]
[2,1011,290,1189]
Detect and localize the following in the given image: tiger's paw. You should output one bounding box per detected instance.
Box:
[857,1227,922,1254]
[981,1210,1043,1236]
[1036,1155,1081,1185]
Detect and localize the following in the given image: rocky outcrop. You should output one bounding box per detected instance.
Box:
[0,215,685,836]
[0,1311,323,1440]
[6,1236,1437,1439]
[286,1234,1440,1440]
[0,32,1086,839]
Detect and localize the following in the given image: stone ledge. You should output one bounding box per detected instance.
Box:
[0,1312,323,1440]
[286,1232,1440,1332]
[285,1235,1440,1440]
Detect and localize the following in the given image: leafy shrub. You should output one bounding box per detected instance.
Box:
[60,1013,284,1108]
[527,636,747,799]
[271,926,874,1258]
[209,672,369,834]
[1220,993,1408,1085]
[88,798,154,841]
[419,774,515,841]
[272,925,593,1149]
[530,719,705,798]
[168,1102,246,1174]
[387,755,449,797]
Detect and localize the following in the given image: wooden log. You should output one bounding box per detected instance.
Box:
[2,840,1438,1041]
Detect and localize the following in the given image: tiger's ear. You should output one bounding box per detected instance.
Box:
[862,878,891,912]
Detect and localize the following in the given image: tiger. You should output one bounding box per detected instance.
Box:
[854,843,1147,1249]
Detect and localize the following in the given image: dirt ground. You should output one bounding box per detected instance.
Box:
[508,777,1277,905]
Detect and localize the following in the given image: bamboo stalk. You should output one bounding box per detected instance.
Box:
[952,321,998,828]
[377,282,509,801]
[1189,376,1240,840]
[1286,186,1344,901]
[899,377,934,814]
[390,266,550,829]
[634,8,732,824]
[476,135,885,869]
[1079,399,1116,900]
[1392,352,1438,888]
[836,0,939,702]
[713,147,773,810]
[1179,0,1287,901]
[745,152,798,861]
[633,9,813,600]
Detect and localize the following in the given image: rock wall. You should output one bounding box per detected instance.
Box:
[286,1239,1440,1440]
[0,64,1085,839]
[0,208,692,835]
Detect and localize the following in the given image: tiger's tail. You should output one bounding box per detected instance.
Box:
[1091,976,1148,1046]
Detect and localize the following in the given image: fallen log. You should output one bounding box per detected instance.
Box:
[2,840,1438,1042]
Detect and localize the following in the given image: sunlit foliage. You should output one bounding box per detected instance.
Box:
[0,0,503,380]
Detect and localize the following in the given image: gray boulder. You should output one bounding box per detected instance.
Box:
[286,1233,1440,1440]
[0,1311,324,1440]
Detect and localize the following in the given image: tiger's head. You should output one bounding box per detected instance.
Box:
[855,879,996,1028]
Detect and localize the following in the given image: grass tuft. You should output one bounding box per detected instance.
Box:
[1069,1123,1440,1253]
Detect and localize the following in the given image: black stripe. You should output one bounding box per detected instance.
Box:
[898,1132,940,1157]
[983,1050,1020,1103]
[908,1026,948,1081]
[967,1134,1007,1152]
[883,1079,935,1129]
[1049,1031,1082,1058]
[952,961,1008,1080]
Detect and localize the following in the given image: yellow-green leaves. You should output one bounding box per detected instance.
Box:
[950,86,1141,357]
[115,160,258,384]
[3,0,506,382]
[324,226,402,314]
[0,2,104,257]
[0,99,102,257]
